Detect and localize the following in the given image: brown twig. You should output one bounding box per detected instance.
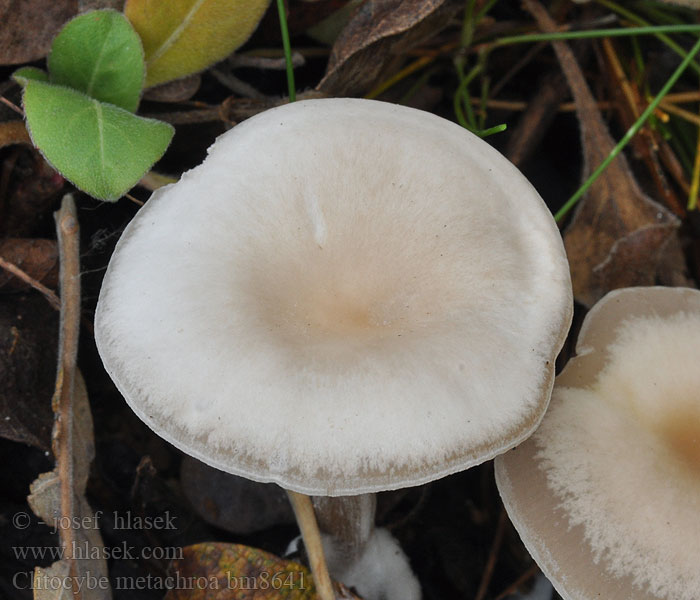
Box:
[0,255,60,310]
[210,69,266,99]
[493,563,541,600]
[474,507,508,600]
[124,193,144,206]
[230,52,305,70]
[0,95,23,115]
[52,194,81,599]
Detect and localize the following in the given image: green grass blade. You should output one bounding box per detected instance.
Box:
[554,35,700,222]
[276,0,296,102]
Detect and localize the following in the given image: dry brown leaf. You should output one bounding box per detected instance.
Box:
[288,0,352,35]
[34,561,73,600]
[316,0,460,96]
[165,543,361,600]
[27,372,111,599]
[143,74,202,103]
[0,0,77,65]
[0,238,58,290]
[524,0,686,307]
[0,120,32,148]
[1,149,65,238]
[0,293,57,449]
[180,456,295,535]
[219,90,327,123]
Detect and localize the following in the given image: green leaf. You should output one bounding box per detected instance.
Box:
[21,79,173,201]
[125,0,271,88]
[13,67,49,83]
[48,9,145,112]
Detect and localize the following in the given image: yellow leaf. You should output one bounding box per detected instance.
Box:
[164,543,318,599]
[124,0,270,88]
[164,542,363,599]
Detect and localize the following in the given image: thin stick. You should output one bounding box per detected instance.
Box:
[493,563,540,600]
[287,490,336,600]
[0,256,60,310]
[0,96,23,115]
[124,193,144,206]
[53,194,81,599]
[474,508,508,600]
[659,99,700,128]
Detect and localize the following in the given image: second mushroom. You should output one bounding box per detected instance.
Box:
[496,286,700,600]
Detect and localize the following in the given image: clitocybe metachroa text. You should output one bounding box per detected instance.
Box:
[496,286,700,600]
[95,98,573,599]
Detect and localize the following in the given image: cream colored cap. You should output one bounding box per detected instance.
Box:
[496,286,700,600]
[96,98,572,495]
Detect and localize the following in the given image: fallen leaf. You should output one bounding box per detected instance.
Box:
[165,543,361,599]
[0,149,65,238]
[288,0,354,38]
[219,90,326,123]
[165,543,316,600]
[28,368,109,591]
[180,456,295,535]
[16,77,173,201]
[27,374,98,516]
[124,0,271,88]
[48,9,146,112]
[34,561,73,600]
[143,74,201,103]
[29,466,112,599]
[0,294,57,450]
[0,120,32,148]
[0,0,78,65]
[0,238,59,291]
[317,0,460,96]
[524,0,685,307]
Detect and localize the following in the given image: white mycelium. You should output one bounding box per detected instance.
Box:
[96,98,572,495]
[496,287,700,600]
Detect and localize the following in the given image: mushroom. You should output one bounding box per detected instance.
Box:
[95,98,572,599]
[495,286,700,600]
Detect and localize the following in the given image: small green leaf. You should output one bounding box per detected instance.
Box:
[13,67,49,84]
[48,9,145,112]
[21,79,173,201]
[125,0,271,88]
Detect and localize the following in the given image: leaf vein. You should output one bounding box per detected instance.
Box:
[147,0,207,67]
[87,21,113,98]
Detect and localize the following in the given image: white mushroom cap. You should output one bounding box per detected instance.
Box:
[95,98,572,496]
[495,286,700,600]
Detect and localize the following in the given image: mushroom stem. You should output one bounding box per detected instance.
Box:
[287,490,336,600]
[312,494,376,565]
